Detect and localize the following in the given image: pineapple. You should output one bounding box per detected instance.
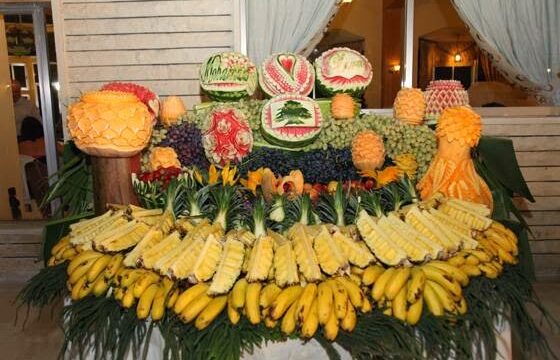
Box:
[393,88,425,125]
[208,236,245,295]
[332,230,374,268]
[189,234,223,283]
[356,211,407,266]
[139,231,182,269]
[246,236,274,282]
[313,226,349,275]
[269,231,299,287]
[288,223,322,282]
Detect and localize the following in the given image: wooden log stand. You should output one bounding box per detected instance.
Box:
[91,157,139,214]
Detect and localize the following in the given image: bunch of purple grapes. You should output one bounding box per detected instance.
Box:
[159,122,209,169]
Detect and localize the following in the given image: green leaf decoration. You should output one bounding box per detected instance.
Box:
[275,100,312,125]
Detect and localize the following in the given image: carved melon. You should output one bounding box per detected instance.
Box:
[314,47,373,97]
[200,52,257,101]
[259,52,314,97]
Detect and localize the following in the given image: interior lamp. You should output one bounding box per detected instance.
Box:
[454,52,462,62]
[389,64,401,73]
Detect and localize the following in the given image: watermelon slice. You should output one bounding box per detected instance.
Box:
[258,52,315,97]
[261,94,323,148]
[200,52,257,101]
[314,47,373,97]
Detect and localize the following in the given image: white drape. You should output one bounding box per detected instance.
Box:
[453,0,560,105]
[246,0,339,66]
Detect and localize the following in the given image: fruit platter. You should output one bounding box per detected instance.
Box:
[17,49,555,360]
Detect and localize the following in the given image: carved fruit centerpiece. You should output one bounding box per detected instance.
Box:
[200,52,257,101]
[259,52,314,97]
[202,107,253,166]
[351,130,385,174]
[314,47,373,97]
[424,80,469,121]
[417,106,493,208]
[393,88,425,125]
[101,82,159,118]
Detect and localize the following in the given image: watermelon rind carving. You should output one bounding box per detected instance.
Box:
[259,52,315,97]
[261,94,323,148]
[200,52,257,101]
[314,47,373,97]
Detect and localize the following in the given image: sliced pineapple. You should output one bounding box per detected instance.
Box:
[189,234,223,283]
[123,227,164,267]
[377,216,428,262]
[288,223,322,282]
[356,210,407,266]
[208,237,245,295]
[269,231,299,287]
[139,231,182,269]
[313,226,349,275]
[246,235,274,282]
[167,237,205,279]
[332,230,374,268]
[95,222,151,252]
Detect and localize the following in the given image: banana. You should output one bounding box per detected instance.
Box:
[406,296,423,325]
[259,283,282,309]
[447,255,466,267]
[51,236,71,256]
[71,275,87,301]
[151,279,174,321]
[67,251,103,275]
[428,280,455,313]
[68,258,98,285]
[295,283,317,323]
[317,282,333,325]
[133,272,161,298]
[86,254,113,282]
[104,253,124,279]
[301,298,319,338]
[470,249,492,263]
[173,283,209,314]
[425,261,469,286]
[327,279,348,320]
[270,285,303,320]
[459,264,481,277]
[120,269,146,288]
[465,254,480,266]
[195,295,228,330]
[423,282,444,316]
[497,248,516,264]
[479,263,499,279]
[323,306,339,341]
[392,284,408,321]
[92,275,110,297]
[384,267,411,301]
[361,296,372,313]
[231,279,248,309]
[122,286,136,308]
[58,248,78,261]
[456,297,468,315]
[167,289,179,309]
[281,301,298,335]
[406,268,426,304]
[422,266,462,299]
[114,287,124,301]
[362,265,385,286]
[180,292,212,323]
[245,282,262,325]
[336,277,364,308]
[263,316,278,329]
[485,229,514,253]
[340,299,356,332]
[137,283,159,319]
[371,268,396,301]
[227,293,241,325]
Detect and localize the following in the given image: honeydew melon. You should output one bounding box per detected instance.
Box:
[200,52,257,101]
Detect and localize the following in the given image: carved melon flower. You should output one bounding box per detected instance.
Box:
[240,168,264,194]
[149,147,181,171]
[277,170,304,199]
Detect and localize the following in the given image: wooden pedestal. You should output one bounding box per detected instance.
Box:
[91,157,139,214]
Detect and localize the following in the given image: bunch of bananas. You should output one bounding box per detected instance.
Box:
[47,236,78,266]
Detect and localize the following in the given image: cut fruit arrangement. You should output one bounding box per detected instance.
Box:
[47,169,518,340]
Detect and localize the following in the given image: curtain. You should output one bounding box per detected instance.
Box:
[453,0,560,105]
[246,0,340,66]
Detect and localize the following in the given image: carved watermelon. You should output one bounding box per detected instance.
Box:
[200,52,257,101]
[314,47,373,97]
[259,52,314,97]
[261,94,323,148]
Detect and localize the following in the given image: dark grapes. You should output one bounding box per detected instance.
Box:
[159,122,209,169]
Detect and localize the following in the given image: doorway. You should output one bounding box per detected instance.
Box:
[0,3,59,220]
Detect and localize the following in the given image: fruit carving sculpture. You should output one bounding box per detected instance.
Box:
[101,82,159,118]
[314,47,373,97]
[200,52,257,101]
[202,107,253,166]
[259,52,315,97]
[67,91,153,157]
[159,96,186,127]
[418,106,493,209]
[352,130,385,173]
[424,80,469,120]
[331,93,357,120]
[393,88,425,125]
[149,147,181,171]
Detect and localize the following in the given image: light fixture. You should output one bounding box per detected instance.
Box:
[454,52,462,63]
[341,0,353,3]
[52,81,60,91]
[389,64,401,73]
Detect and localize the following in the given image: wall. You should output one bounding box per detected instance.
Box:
[329,0,383,108]
[381,0,403,108]
[52,0,238,119]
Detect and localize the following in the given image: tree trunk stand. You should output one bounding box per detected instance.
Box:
[91,157,139,214]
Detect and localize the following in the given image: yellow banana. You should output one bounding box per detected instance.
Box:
[231,279,248,309]
[167,289,180,309]
[425,261,469,286]
[485,229,514,253]
[447,255,466,267]
[259,283,282,309]
[245,282,262,325]
[406,296,423,325]
[361,296,372,313]
[151,279,173,321]
[296,283,318,323]
[456,297,468,315]
[323,305,339,341]
[479,263,499,279]
[335,277,364,308]
[348,273,362,286]
[465,255,480,266]
[459,264,481,277]
[362,264,385,286]
[68,258,97,285]
[263,316,277,328]
[428,280,455,313]
[384,267,411,301]
[173,283,209,314]
[181,292,212,323]
[92,275,109,297]
[137,283,159,319]
[301,298,319,338]
[59,247,78,261]
[114,287,125,301]
[340,299,356,332]
[51,236,71,256]
[470,249,492,263]
[122,286,136,308]
[406,268,426,304]
[133,272,161,298]
[120,269,146,288]
[86,254,113,282]
[392,283,408,321]
[497,248,516,264]
[280,300,298,335]
[195,295,228,330]
[423,282,444,316]
[270,285,303,320]
[327,279,348,320]
[371,268,396,301]
[317,282,333,325]
[104,253,124,279]
[67,251,103,275]
[71,275,87,301]
[227,293,241,325]
[422,266,462,299]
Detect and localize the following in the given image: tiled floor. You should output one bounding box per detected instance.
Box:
[1,281,558,359]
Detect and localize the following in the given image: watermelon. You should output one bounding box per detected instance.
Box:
[259,52,314,97]
[261,94,323,148]
[314,47,373,97]
[200,52,257,101]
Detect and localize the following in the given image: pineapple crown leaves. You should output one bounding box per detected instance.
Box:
[316,182,355,227]
[163,178,188,218]
[359,190,386,218]
[381,180,413,212]
[132,173,166,210]
[398,175,419,204]
[249,195,268,238]
[184,185,211,219]
[209,184,247,232]
[284,194,315,227]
